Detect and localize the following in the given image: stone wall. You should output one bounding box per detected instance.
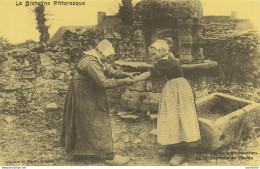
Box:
[204,31,259,85]
[0,48,73,115]
[50,27,137,62]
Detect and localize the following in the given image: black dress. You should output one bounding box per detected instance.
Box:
[61,50,126,157]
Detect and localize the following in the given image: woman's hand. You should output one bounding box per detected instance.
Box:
[118,77,134,85]
[123,72,141,78]
[124,78,134,85]
[132,71,151,82]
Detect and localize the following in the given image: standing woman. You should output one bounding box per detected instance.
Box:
[134,40,201,165]
[60,40,134,165]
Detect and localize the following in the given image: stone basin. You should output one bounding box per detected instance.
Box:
[195,93,260,150]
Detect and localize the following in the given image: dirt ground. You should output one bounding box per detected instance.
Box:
[0,83,259,166]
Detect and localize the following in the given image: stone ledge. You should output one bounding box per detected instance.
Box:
[115,60,152,70]
[181,60,218,70]
[115,59,217,71]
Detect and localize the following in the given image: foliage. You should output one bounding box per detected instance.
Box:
[34,5,50,44]
[117,0,134,26]
[133,0,161,22]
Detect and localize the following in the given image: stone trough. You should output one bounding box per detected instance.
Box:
[196,93,260,150]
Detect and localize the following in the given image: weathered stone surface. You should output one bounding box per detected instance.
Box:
[195,89,209,99]
[59,73,66,80]
[124,138,129,143]
[243,102,260,127]
[35,78,68,92]
[46,103,59,111]
[197,93,260,150]
[22,81,34,89]
[35,77,48,88]
[145,80,153,92]
[40,53,55,70]
[127,81,146,91]
[29,42,46,53]
[121,89,141,110]
[0,97,4,102]
[24,59,30,67]
[7,48,30,58]
[22,71,36,79]
[139,92,160,112]
[2,81,21,91]
[0,52,8,63]
[104,33,114,39]
[112,32,121,39]
[0,92,16,99]
[56,62,70,73]
[1,57,18,72]
[61,53,71,60]
[44,129,58,135]
[117,111,139,119]
[199,108,249,150]
[121,88,161,112]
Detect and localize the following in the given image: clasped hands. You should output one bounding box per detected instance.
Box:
[121,72,140,85]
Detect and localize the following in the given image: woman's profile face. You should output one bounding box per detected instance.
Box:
[149,47,165,63]
[99,54,115,63]
[104,54,115,63]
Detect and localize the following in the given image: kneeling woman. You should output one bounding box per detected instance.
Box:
[134,40,201,165]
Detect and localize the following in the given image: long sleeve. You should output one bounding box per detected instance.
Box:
[86,61,120,89]
[150,58,184,79]
[104,64,126,78]
[150,60,172,78]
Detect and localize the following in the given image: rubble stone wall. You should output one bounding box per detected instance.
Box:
[203,31,260,85]
[50,27,137,62]
[0,48,73,116]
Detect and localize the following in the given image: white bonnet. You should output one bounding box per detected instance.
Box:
[149,40,169,52]
[97,39,115,57]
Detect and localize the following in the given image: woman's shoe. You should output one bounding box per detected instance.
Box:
[105,155,130,166]
[169,152,185,166]
[158,148,175,156]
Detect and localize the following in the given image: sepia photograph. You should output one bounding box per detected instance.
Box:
[0,0,260,167]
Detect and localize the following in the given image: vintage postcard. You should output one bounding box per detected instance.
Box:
[0,0,260,167]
